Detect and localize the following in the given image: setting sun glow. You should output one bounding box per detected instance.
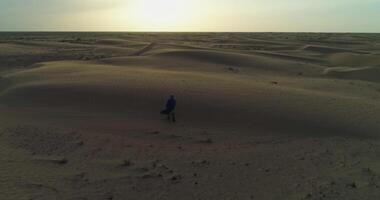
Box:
[129,0,192,30]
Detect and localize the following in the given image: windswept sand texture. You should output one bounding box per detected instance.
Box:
[1,32,380,200]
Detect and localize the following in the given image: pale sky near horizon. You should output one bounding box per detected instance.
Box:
[0,0,379,32]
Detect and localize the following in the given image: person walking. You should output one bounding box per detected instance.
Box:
[161,95,176,122]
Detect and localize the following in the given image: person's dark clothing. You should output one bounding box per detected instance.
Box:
[161,96,176,122]
[166,98,176,111]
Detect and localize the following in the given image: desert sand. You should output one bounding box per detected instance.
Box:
[1,32,380,199]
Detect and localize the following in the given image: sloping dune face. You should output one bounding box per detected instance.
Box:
[327,53,380,67]
[152,49,304,69]
[324,66,380,83]
[1,33,380,137]
[301,45,367,54]
[2,53,380,137]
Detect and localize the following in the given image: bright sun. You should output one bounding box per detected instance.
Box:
[129,0,191,29]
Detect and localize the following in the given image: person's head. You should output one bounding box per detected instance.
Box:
[170,95,175,99]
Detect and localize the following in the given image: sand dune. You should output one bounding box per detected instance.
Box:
[10,40,93,49]
[148,49,324,74]
[93,46,137,57]
[248,50,325,64]
[324,66,380,82]
[1,33,380,200]
[0,43,51,56]
[95,39,147,47]
[301,45,368,54]
[327,52,380,67]
[1,59,380,138]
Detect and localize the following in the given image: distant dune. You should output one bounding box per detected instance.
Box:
[301,45,368,54]
[327,52,380,67]
[324,66,380,82]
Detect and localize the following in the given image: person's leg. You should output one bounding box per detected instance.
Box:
[172,112,176,122]
[161,109,170,120]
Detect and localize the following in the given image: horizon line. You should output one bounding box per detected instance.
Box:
[0,31,379,34]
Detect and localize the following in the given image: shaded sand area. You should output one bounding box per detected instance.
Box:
[1,32,380,199]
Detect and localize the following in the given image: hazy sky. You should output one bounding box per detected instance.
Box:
[0,0,379,32]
